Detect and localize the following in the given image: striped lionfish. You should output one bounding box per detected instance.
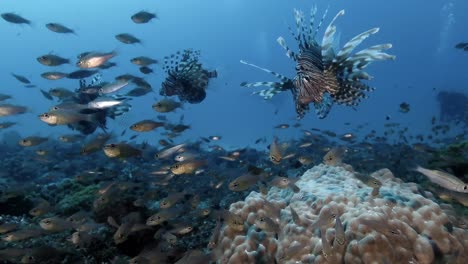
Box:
[160,49,217,104]
[241,7,395,119]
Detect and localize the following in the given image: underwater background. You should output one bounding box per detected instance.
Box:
[0,0,467,263]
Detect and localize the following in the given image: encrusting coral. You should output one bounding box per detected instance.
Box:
[212,164,467,264]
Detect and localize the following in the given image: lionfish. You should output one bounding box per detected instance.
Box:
[241,7,395,119]
[160,49,217,104]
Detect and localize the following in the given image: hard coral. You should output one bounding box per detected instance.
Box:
[213,164,467,264]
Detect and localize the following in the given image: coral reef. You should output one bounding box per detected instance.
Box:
[214,164,467,263]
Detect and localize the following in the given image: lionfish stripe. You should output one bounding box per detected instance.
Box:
[334,28,380,64]
[239,60,290,82]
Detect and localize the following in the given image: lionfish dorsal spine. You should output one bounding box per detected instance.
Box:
[307,6,318,44]
[312,7,329,41]
[293,9,305,49]
[321,10,345,65]
[334,28,380,66]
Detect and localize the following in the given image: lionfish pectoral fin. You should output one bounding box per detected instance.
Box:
[241,81,287,100]
[239,60,291,83]
[252,87,285,100]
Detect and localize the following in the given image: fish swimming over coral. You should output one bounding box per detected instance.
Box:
[240,7,395,119]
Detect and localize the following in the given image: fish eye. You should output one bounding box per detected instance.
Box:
[43,220,51,225]
[118,234,124,238]
[282,179,288,182]
[259,217,265,222]
[110,144,116,148]
[43,113,49,118]
[53,106,59,110]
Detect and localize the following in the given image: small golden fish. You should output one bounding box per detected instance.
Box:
[170,160,206,175]
[18,136,48,147]
[269,176,300,193]
[269,137,283,164]
[130,120,165,132]
[323,147,347,166]
[160,192,186,209]
[58,134,84,143]
[77,51,117,69]
[146,207,183,226]
[255,215,279,233]
[0,223,18,234]
[29,199,53,216]
[39,217,74,232]
[1,229,43,242]
[81,134,111,155]
[228,173,259,192]
[152,98,183,113]
[103,143,142,158]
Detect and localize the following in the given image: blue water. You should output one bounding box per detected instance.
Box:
[1,0,467,148]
